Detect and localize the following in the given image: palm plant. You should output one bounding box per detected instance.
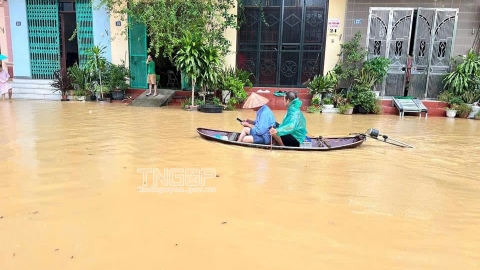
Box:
[174,31,206,107]
[84,45,108,100]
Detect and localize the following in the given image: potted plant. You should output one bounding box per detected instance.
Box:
[85,45,108,101]
[338,103,354,114]
[456,103,473,118]
[307,70,338,100]
[311,96,321,108]
[105,62,131,100]
[445,105,458,118]
[50,67,73,101]
[73,89,86,101]
[174,31,208,109]
[322,97,334,109]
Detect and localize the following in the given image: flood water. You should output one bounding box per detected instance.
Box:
[1,100,479,270]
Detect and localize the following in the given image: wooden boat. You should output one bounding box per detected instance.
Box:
[196,127,367,151]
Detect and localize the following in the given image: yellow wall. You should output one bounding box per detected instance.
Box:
[109,10,129,67]
[224,2,238,70]
[324,0,347,75]
[0,6,9,68]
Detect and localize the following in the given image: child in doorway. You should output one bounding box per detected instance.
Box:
[146,55,157,97]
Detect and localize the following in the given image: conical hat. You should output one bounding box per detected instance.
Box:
[242,92,269,109]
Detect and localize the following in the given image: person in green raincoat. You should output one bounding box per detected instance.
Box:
[269,91,308,147]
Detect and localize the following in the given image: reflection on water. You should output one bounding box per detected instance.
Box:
[0,100,479,269]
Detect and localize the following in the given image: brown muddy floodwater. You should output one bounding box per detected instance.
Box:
[0,100,479,270]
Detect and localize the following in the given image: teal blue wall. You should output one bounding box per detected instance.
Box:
[92,0,112,62]
[9,0,31,78]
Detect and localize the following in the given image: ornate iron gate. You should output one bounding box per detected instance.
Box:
[26,0,60,80]
[76,0,94,68]
[237,0,327,87]
[366,8,414,96]
[128,18,148,89]
[410,8,458,99]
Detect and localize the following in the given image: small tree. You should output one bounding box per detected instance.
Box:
[173,31,206,107]
[84,45,108,100]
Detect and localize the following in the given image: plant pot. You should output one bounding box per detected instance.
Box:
[355,105,368,114]
[199,104,223,113]
[446,110,457,118]
[323,104,334,109]
[76,96,85,101]
[111,90,125,100]
[343,108,354,115]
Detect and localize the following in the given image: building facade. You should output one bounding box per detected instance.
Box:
[0,0,14,77]
[8,0,480,100]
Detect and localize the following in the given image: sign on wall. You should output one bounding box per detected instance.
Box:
[328,18,340,33]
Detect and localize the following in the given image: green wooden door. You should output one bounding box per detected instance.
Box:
[128,18,147,89]
[26,0,60,79]
[76,0,94,68]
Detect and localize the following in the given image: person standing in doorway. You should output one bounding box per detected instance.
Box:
[146,54,157,97]
[0,65,12,101]
[405,54,413,96]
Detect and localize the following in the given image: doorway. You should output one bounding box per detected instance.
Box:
[146,35,179,89]
[59,1,79,71]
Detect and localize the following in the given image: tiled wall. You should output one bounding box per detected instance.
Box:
[344,0,480,56]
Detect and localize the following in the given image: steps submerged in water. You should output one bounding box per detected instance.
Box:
[392,96,428,118]
[129,89,176,107]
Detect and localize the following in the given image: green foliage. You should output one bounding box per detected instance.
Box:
[311,96,321,107]
[50,67,73,98]
[456,103,473,117]
[443,49,480,103]
[216,67,250,110]
[338,103,354,114]
[68,63,90,92]
[104,61,131,91]
[336,32,367,84]
[349,86,379,114]
[307,70,338,95]
[100,0,239,60]
[322,97,332,105]
[307,105,321,113]
[362,57,391,83]
[354,69,377,89]
[173,31,221,106]
[84,45,109,99]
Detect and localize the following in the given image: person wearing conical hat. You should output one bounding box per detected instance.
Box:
[237,92,277,144]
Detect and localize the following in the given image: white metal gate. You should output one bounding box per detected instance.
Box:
[409,8,459,99]
[366,7,458,98]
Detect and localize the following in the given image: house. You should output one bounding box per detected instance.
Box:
[7,0,480,100]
